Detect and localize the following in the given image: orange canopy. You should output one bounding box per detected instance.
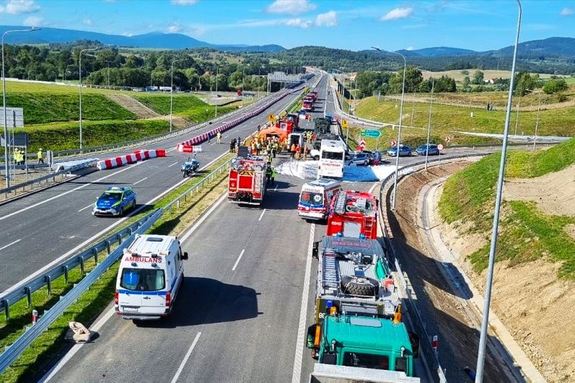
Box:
[257,126,287,142]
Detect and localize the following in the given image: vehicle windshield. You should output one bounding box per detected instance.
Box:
[343,352,389,370]
[322,151,344,160]
[99,192,122,202]
[300,191,324,206]
[120,268,165,291]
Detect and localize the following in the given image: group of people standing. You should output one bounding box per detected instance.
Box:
[12,148,44,165]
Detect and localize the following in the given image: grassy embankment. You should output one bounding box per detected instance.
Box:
[348,86,575,151]
[0,153,232,383]
[3,81,239,152]
[438,138,575,278]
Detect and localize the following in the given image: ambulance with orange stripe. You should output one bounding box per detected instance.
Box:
[115,234,188,322]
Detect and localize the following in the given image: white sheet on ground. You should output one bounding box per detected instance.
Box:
[276,160,395,182]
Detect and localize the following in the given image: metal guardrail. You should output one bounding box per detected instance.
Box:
[378,154,496,383]
[0,208,163,373]
[0,160,97,198]
[0,157,233,373]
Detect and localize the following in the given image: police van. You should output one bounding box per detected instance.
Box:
[115,234,188,321]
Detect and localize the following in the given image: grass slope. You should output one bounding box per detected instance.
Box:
[439,138,575,277]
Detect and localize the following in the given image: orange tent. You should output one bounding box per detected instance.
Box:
[257,126,287,143]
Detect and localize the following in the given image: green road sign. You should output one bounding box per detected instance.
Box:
[361,129,381,138]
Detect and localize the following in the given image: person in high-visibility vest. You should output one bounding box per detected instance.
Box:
[37,148,44,164]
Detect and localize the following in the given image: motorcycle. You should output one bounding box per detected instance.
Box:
[181,158,200,178]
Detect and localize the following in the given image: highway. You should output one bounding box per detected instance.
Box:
[0,84,306,292]
[7,73,510,382]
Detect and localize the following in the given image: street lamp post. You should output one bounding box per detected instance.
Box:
[2,27,39,188]
[372,46,407,210]
[79,48,98,151]
[170,60,176,133]
[474,1,522,382]
[214,64,219,118]
[424,79,435,170]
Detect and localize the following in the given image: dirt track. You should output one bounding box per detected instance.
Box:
[387,162,511,382]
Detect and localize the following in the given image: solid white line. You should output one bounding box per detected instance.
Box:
[0,162,141,222]
[291,223,315,383]
[39,307,116,383]
[232,249,245,271]
[258,209,266,221]
[368,182,378,194]
[78,203,93,213]
[170,332,202,383]
[0,239,21,252]
[168,161,179,167]
[133,176,148,185]
[273,184,278,192]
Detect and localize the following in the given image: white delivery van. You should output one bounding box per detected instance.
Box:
[115,234,188,321]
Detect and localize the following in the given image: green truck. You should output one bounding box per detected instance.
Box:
[307,236,420,382]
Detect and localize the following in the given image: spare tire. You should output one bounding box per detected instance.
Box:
[341,276,378,296]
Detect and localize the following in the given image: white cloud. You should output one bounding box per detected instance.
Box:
[315,10,337,27]
[23,15,43,27]
[267,0,315,15]
[82,18,93,26]
[285,18,311,28]
[171,0,198,5]
[0,0,39,14]
[406,46,414,51]
[381,7,413,21]
[560,7,574,16]
[168,23,183,33]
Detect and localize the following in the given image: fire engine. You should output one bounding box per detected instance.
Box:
[228,155,268,205]
[326,190,378,239]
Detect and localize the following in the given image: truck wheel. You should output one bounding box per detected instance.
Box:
[313,155,319,160]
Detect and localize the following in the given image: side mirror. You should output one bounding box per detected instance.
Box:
[182,252,189,260]
[312,241,320,259]
[306,325,317,349]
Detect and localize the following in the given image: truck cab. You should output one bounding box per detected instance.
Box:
[327,190,378,239]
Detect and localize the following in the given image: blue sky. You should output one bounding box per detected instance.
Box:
[0,0,574,51]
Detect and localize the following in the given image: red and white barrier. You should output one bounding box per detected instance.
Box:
[97,148,166,170]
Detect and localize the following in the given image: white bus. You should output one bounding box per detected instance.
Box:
[318,139,346,179]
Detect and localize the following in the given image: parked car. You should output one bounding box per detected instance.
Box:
[347,152,370,166]
[386,144,412,157]
[416,144,441,156]
[93,186,137,217]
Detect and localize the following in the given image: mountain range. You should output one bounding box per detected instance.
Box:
[1,25,574,60]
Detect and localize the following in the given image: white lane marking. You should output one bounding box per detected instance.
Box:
[0,239,21,252]
[368,182,378,194]
[258,209,266,221]
[0,162,142,222]
[78,203,93,212]
[291,223,315,383]
[133,176,148,185]
[232,249,245,271]
[168,161,179,167]
[273,184,278,192]
[170,332,202,383]
[39,307,116,383]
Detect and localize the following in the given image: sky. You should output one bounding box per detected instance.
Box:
[0,0,573,52]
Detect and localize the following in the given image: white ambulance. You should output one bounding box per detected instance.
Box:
[115,234,188,321]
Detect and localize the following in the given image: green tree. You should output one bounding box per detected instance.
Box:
[543,78,568,94]
[472,70,484,85]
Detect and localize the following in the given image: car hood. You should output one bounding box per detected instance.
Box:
[96,198,121,209]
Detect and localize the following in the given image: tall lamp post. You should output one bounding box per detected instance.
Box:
[169,58,186,133]
[424,78,435,170]
[214,64,219,118]
[79,48,99,151]
[372,47,406,210]
[2,27,39,188]
[475,1,522,382]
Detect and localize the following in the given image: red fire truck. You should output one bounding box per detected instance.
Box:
[228,156,268,205]
[326,190,378,239]
[302,97,314,111]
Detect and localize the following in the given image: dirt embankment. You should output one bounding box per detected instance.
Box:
[434,164,575,382]
[390,162,509,382]
[106,93,188,128]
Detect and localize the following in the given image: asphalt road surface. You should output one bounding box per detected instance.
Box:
[0,80,315,292]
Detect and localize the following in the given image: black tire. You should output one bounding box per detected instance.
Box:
[313,155,319,161]
[341,276,377,296]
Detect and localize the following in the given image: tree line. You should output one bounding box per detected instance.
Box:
[2,41,304,91]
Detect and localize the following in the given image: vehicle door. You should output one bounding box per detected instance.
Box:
[118,267,144,312]
[136,267,167,311]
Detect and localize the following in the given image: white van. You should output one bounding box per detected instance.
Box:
[115,234,188,321]
[298,178,342,221]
